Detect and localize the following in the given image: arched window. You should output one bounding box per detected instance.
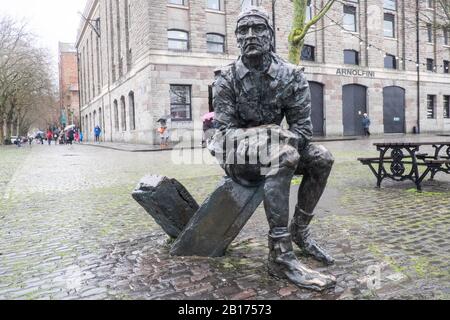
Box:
[89,113,92,136]
[206,33,225,53]
[114,99,119,132]
[93,110,97,127]
[168,29,189,51]
[129,91,136,130]
[121,96,127,131]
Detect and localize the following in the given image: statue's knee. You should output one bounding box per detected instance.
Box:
[310,146,334,172]
[279,146,300,170]
[321,149,335,168]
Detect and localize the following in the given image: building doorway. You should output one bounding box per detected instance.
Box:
[342,84,367,136]
[309,81,324,136]
[383,86,405,134]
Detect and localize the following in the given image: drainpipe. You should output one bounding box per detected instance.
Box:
[272,0,277,52]
[76,50,82,132]
[416,0,421,134]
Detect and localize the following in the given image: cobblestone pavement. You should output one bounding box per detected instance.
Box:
[0,136,449,300]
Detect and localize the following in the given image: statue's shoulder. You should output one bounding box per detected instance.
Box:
[273,54,307,82]
[214,62,235,79]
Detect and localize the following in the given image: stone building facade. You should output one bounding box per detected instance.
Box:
[76,0,450,143]
[58,42,80,127]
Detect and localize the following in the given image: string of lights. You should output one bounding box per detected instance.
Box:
[313,1,450,71]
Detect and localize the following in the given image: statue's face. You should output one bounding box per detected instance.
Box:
[236,16,272,58]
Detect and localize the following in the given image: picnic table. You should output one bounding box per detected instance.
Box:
[358,141,450,191]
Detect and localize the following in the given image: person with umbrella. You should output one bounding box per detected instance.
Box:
[157,117,170,148]
[202,112,215,147]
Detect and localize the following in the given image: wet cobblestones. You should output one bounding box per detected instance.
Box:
[0,138,449,300]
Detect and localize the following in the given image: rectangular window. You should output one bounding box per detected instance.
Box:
[384,54,397,69]
[427,0,434,8]
[168,0,185,5]
[168,30,189,51]
[427,95,436,119]
[444,28,449,45]
[427,58,435,71]
[427,23,433,43]
[207,0,220,10]
[384,13,395,38]
[305,0,312,22]
[207,33,225,53]
[384,0,396,10]
[301,45,315,62]
[170,85,192,121]
[444,95,450,119]
[241,0,261,10]
[444,96,450,119]
[344,50,359,65]
[444,60,449,74]
[343,5,357,32]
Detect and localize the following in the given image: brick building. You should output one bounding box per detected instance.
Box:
[58,42,80,127]
[76,0,450,143]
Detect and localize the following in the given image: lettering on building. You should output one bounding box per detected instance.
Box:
[336,68,376,78]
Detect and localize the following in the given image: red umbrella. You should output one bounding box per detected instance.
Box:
[202,112,215,122]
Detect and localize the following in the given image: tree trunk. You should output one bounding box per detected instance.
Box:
[0,119,4,145]
[288,0,307,65]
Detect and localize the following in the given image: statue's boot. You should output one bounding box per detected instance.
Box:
[267,227,336,292]
[290,206,335,265]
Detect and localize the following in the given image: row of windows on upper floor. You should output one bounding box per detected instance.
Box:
[344,3,450,43]
[168,0,262,11]
[301,46,450,74]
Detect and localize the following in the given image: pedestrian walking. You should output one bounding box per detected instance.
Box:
[67,128,75,146]
[79,131,84,143]
[362,113,371,137]
[157,120,170,148]
[94,125,102,143]
[47,129,53,146]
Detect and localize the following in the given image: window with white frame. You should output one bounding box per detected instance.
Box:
[427,95,436,119]
[444,95,450,118]
[384,13,395,38]
[207,0,221,10]
[343,5,357,32]
[168,0,186,5]
[384,54,397,69]
[384,0,396,10]
[207,33,225,53]
[170,85,192,121]
[344,49,359,65]
[427,23,433,43]
[444,27,449,45]
[168,30,189,51]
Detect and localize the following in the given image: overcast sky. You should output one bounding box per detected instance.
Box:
[1,0,86,69]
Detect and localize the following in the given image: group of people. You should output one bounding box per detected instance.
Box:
[32,126,84,146]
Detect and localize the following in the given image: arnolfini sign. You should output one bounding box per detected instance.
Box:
[336,68,376,78]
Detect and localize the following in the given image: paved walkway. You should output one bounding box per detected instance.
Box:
[0,135,449,300]
[82,136,357,152]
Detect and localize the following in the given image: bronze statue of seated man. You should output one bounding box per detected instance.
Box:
[208,7,336,291]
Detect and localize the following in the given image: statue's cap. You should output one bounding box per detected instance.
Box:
[236,6,274,33]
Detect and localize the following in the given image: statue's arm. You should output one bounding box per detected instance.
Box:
[284,69,313,151]
[208,69,239,157]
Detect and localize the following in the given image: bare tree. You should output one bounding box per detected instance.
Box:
[0,15,57,144]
